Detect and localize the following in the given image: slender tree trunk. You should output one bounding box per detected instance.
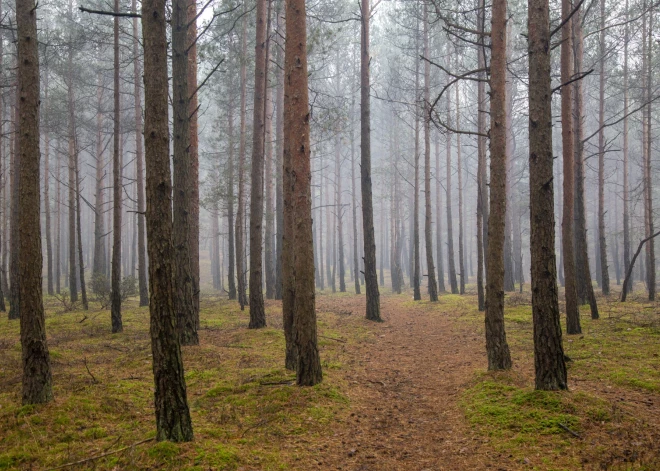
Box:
[361,0,381,321]
[236,13,248,310]
[561,0,581,333]
[74,136,88,310]
[456,82,465,295]
[111,0,123,332]
[67,20,78,304]
[573,10,599,318]
[423,3,438,301]
[133,0,148,306]
[142,0,193,441]
[336,135,346,292]
[9,83,19,320]
[446,71,458,294]
[188,0,200,320]
[55,138,61,295]
[503,24,515,293]
[476,0,487,310]
[43,69,53,296]
[485,0,512,371]
[93,77,107,278]
[350,45,361,295]
[528,0,567,390]
[173,0,198,345]
[284,0,322,385]
[227,98,237,299]
[274,1,284,300]
[265,73,275,299]
[622,0,631,295]
[435,131,445,292]
[645,7,655,300]
[412,20,421,302]
[17,0,53,404]
[597,0,610,295]
[248,0,269,329]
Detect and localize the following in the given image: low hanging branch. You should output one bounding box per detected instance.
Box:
[620,229,660,302]
[79,6,141,18]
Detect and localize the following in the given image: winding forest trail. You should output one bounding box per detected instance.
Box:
[302,294,497,471]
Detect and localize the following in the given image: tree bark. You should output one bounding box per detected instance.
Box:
[274,0,284,300]
[172,0,198,345]
[350,45,361,296]
[446,69,458,295]
[561,0,581,333]
[284,0,322,385]
[361,0,381,321]
[188,0,200,320]
[435,131,445,292]
[74,136,88,310]
[227,97,237,299]
[93,76,107,278]
[236,13,248,310]
[476,2,487,310]
[17,0,53,404]
[248,0,269,329]
[485,0,512,371]
[528,0,567,390]
[412,18,421,302]
[644,6,655,301]
[622,0,631,296]
[142,0,193,441]
[43,68,53,297]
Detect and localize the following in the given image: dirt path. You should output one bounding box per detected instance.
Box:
[308,294,503,471]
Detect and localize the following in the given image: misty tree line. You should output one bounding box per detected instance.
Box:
[4,0,659,443]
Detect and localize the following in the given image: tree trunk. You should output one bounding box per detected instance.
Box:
[573,10,599,319]
[274,1,284,300]
[528,0,567,390]
[350,45,361,295]
[485,0,512,371]
[336,135,346,293]
[93,76,107,278]
[134,0,148,306]
[111,0,123,332]
[423,3,438,302]
[43,69,53,297]
[9,84,19,320]
[173,0,198,345]
[476,2,486,310]
[284,0,322,385]
[67,19,78,304]
[236,13,248,310]
[435,131,445,292]
[74,136,88,310]
[597,0,610,295]
[560,0,581,333]
[446,70,458,295]
[141,0,193,441]
[188,0,200,320]
[645,7,655,300]
[248,0,269,329]
[622,0,631,296]
[361,0,381,321]
[17,0,53,404]
[412,21,421,302]
[265,73,275,299]
[227,98,237,300]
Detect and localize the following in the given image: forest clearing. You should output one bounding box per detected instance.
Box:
[2,278,659,470]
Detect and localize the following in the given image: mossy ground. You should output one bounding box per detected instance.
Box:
[0,278,658,470]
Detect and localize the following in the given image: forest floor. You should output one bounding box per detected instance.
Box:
[0,284,659,470]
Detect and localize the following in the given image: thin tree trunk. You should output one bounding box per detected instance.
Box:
[485,0,512,371]
[361,0,381,321]
[67,13,78,304]
[622,0,631,295]
[645,6,655,300]
[248,0,270,329]
[412,18,421,302]
[350,45,361,295]
[265,72,275,299]
[9,83,19,319]
[17,0,53,404]
[476,0,487,310]
[435,131,445,292]
[111,0,123,332]
[456,82,465,295]
[561,0,581,333]
[336,135,346,292]
[93,76,107,278]
[597,0,610,295]
[236,12,248,310]
[446,67,458,294]
[188,0,200,320]
[74,134,88,310]
[133,0,148,306]
[274,0,284,300]
[227,97,237,299]
[528,0,567,390]
[43,68,53,297]
[142,0,193,441]
[423,3,438,301]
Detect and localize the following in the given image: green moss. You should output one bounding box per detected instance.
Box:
[147,441,179,461]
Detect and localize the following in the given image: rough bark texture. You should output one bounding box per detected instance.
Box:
[485,0,512,371]
[476,0,488,311]
[133,0,148,307]
[423,4,438,302]
[142,0,193,441]
[528,0,568,390]
[110,0,122,333]
[172,0,198,346]
[284,0,322,385]
[248,0,268,329]
[265,81,276,299]
[188,0,200,320]
[9,84,19,320]
[17,0,53,404]
[274,2,284,300]
[361,0,381,321]
[561,0,581,334]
